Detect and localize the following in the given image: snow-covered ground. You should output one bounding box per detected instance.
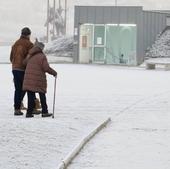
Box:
[0,46,11,63]
[1,46,170,169]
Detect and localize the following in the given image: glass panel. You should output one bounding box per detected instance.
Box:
[94,26,105,45]
[106,24,136,65]
[106,25,120,64]
[119,25,136,65]
[79,24,93,63]
[93,25,105,63]
[94,47,105,62]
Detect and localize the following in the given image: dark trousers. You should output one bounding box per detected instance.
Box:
[12,70,26,110]
[27,91,48,115]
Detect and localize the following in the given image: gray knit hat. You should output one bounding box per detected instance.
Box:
[34,40,45,50]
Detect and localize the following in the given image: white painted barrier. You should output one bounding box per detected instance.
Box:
[57,117,111,169]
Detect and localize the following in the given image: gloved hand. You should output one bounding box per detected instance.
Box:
[54,72,57,78]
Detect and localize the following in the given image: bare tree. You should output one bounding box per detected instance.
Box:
[45,0,67,41]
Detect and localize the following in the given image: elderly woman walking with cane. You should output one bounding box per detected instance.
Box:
[23,40,57,118]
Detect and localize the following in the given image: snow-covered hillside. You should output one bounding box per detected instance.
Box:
[146,28,170,58]
[45,36,73,58]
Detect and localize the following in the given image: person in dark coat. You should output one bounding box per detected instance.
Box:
[10,27,41,116]
[10,27,33,116]
[23,40,57,118]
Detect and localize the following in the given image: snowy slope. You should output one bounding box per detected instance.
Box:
[146,28,170,58]
[44,36,73,58]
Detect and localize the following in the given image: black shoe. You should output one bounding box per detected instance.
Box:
[26,114,34,118]
[42,113,52,117]
[33,110,42,115]
[14,110,23,116]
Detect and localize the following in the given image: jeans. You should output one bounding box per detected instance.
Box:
[12,70,26,110]
[27,91,48,114]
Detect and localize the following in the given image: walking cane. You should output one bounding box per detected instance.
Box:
[52,76,57,118]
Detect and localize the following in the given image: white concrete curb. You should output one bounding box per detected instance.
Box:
[57,117,111,169]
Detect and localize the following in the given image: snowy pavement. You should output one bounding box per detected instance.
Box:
[1,63,170,169]
[0,46,11,63]
[68,87,170,169]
